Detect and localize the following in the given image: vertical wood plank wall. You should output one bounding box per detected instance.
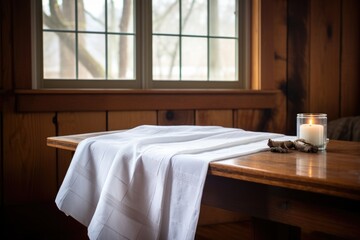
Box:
[2,98,57,204]
[286,0,360,134]
[341,0,360,117]
[1,0,360,206]
[260,0,288,134]
[310,0,341,120]
[287,0,310,133]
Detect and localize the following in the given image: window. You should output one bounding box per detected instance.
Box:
[33,0,250,89]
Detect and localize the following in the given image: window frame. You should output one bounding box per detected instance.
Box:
[32,0,251,89]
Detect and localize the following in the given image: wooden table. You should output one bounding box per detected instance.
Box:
[47,131,360,239]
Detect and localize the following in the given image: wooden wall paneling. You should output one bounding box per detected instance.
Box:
[260,0,274,91]
[57,112,107,134]
[0,0,3,205]
[0,0,13,90]
[3,102,56,204]
[287,0,310,135]
[0,111,2,205]
[310,0,341,121]
[16,90,280,112]
[234,109,266,131]
[260,0,288,134]
[195,110,233,127]
[57,112,106,186]
[107,111,157,130]
[0,0,2,89]
[12,0,31,89]
[340,0,360,117]
[157,110,194,125]
[272,0,288,134]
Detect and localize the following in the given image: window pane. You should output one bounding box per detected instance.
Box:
[209,0,237,37]
[43,32,76,79]
[182,37,207,80]
[42,0,75,30]
[209,38,237,81]
[108,35,135,79]
[152,0,240,84]
[41,0,136,83]
[181,0,207,36]
[153,0,179,34]
[79,0,105,32]
[107,0,134,33]
[78,33,105,79]
[153,36,180,80]
[39,0,244,88]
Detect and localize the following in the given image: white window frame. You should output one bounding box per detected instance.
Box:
[32,0,251,89]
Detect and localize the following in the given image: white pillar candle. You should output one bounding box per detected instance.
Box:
[299,122,324,146]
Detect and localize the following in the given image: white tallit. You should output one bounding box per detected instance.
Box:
[55,125,289,239]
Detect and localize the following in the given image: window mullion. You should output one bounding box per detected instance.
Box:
[179,0,182,81]
[105,0,108,79]
[139,0,152,88]
[207,0,210,81]
[75,0,79,80]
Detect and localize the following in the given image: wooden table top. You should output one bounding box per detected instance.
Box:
[47,131,360,201]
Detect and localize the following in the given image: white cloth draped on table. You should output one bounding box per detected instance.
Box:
[55,125,290,240]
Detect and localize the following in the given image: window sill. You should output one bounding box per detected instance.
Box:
[15,89,280,112]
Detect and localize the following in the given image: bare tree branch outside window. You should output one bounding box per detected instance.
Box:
[41,0,237,83]
[43,0,132,79]
[118,0,131,78]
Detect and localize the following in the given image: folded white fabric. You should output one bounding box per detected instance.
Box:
[55,125,289,240]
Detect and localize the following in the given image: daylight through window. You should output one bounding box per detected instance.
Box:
[152,0,238,81]
[42,0,135,80]
[36,0,248,89]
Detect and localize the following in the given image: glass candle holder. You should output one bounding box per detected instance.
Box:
[297,113,328,151]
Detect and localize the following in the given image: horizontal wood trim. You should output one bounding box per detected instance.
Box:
[15,89,280,112]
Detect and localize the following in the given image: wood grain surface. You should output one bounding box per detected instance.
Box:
[47,132,360,200]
